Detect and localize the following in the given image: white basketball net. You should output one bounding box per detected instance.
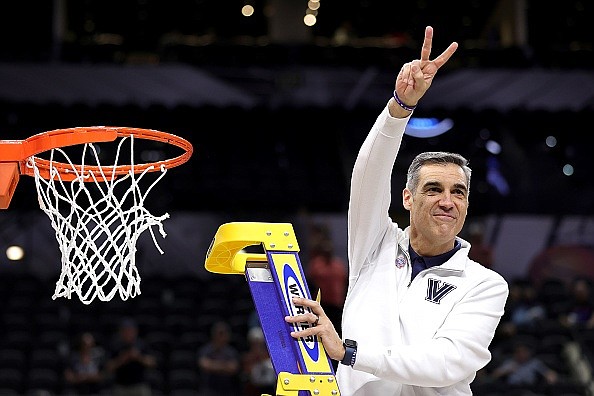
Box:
[27,135,169,304]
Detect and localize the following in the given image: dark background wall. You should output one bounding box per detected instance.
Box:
[0,0,593,277]
[1,0,593,217]
[0,2,593,395]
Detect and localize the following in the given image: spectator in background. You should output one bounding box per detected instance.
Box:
[306,223,347,338]
[492,279,548,363]
[559,277,594,329]
[509,279,547,331]
[63,332,106,395]
[105,318,157,396]
[197,320,240,396]
[495,279,527,339]
[241,326,276,396]
[490,340,558,386]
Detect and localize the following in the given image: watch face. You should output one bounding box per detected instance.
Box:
[345,339,357,348]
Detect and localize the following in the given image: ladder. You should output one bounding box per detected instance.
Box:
[205,222,341,396]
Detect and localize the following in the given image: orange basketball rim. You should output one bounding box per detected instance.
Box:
[0,126,193,209]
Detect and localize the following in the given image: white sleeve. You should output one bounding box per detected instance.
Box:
[347,102,410,281]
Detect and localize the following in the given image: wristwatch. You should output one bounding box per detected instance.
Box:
[341,339,358,366]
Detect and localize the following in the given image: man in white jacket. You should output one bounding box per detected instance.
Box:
[285,25,509,395]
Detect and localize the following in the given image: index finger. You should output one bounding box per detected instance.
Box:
[432,41,459,70]
[292,296,318,310]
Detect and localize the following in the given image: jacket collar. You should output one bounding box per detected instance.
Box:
[401,227,470,272]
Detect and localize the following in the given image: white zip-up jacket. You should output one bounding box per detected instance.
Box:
[336,103,509,395]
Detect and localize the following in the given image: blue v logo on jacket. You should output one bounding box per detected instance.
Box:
[425,278,457,304]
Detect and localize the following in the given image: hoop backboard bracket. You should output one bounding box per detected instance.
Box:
[0,162,20,209]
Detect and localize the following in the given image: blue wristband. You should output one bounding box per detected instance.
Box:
[393,90,417,111]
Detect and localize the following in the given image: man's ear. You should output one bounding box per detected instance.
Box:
[402,188,412,211]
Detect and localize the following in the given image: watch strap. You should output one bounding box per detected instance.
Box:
[341,339,357,366]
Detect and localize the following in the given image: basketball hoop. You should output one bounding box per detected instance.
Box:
[0,126,193,304]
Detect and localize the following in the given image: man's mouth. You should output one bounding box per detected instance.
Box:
[434,213,455,221]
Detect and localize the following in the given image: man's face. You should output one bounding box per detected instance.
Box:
[403,163,468,255]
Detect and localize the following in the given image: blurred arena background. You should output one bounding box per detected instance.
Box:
[0,0,594,395]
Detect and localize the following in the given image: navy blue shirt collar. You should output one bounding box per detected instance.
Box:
[409,239,462,270]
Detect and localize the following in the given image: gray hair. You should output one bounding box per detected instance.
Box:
[406,151,472,194]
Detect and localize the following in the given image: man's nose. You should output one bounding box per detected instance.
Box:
[439,193,454,208]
